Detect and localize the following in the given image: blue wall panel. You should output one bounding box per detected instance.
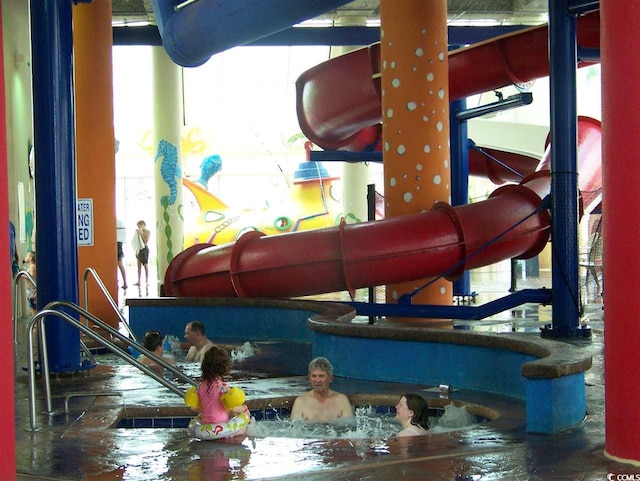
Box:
[129,305,314,343]
[526,374,587,433]
[313,332,534,399]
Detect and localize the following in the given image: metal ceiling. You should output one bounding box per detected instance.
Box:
[111,0,549,27]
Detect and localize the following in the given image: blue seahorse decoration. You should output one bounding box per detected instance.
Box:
[196,154,223,189]
[155,139,181,206]
[155,139,182,263]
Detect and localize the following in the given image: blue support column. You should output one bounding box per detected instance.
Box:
[450,98,472,299]
[30,0,82,369]
[542,0,590,338]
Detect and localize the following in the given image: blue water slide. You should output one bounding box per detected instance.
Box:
[151,0,353,67]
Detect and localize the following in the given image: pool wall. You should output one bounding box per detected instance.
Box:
[314,333,534,398]
[126,297,591,434]
[126,298,319,342]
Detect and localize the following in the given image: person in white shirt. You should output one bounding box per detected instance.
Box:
[132,219,150,286]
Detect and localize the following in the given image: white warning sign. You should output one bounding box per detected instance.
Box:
[77,198,94,246]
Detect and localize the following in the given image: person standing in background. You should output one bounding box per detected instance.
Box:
[116,219,128,290]
[132,220,150,286]
[24,251,37,315]
[9,221,19,278]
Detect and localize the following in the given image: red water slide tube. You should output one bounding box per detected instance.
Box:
[468,146,542,185]
[164,171,551,298]
[163,116,601,298]
[296,11,599,152]
[468,116,602,208]
[163,14,602,299]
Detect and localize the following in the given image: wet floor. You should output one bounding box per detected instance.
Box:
[15,267,632,481]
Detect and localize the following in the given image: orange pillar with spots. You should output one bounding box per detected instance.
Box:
[380,0,452,310]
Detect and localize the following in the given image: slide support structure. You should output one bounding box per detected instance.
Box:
[450,98,471,300]
[542,0,588,338]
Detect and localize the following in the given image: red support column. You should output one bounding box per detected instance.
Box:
[602,0,640,464]
[0,2,17,478]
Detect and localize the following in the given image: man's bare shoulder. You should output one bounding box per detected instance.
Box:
[185,346,197,361]
[291,390,314,409]
[333,391,354,409]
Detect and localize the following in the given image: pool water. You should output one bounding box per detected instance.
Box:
[117,403,482,439]
[107,342,485,439]
[246,403,481,438]
[110,339,312,382]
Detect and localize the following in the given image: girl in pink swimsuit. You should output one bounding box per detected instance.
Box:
[187,346,250,441]
[198,347,234,424]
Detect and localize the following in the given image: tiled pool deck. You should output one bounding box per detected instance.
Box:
[14,268,630,481]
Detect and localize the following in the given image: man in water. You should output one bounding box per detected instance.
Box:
[290,357,354,422]
[184,320,215,363]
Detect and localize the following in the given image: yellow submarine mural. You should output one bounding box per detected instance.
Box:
[182,153,344,247]
[138,128,345,248]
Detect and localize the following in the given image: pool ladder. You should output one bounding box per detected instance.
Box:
[17,268,197,431]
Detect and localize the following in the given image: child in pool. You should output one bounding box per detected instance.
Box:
[395,393,430,437]
[137,330,176,375]
[192,346,249,431]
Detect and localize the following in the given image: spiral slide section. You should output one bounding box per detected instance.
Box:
[296,11,599,152]
[163,13,602,299]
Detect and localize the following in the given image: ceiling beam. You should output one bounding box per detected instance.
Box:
[112,24,527,48]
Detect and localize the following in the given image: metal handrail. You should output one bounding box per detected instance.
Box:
[46,300,195,386]
[82,267,137,343]
[64,392,124,413]
[13,270,36,344]
[27,301,196,431]
[13,270,96,365]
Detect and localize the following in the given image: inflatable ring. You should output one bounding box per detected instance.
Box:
[188,412,250,440]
